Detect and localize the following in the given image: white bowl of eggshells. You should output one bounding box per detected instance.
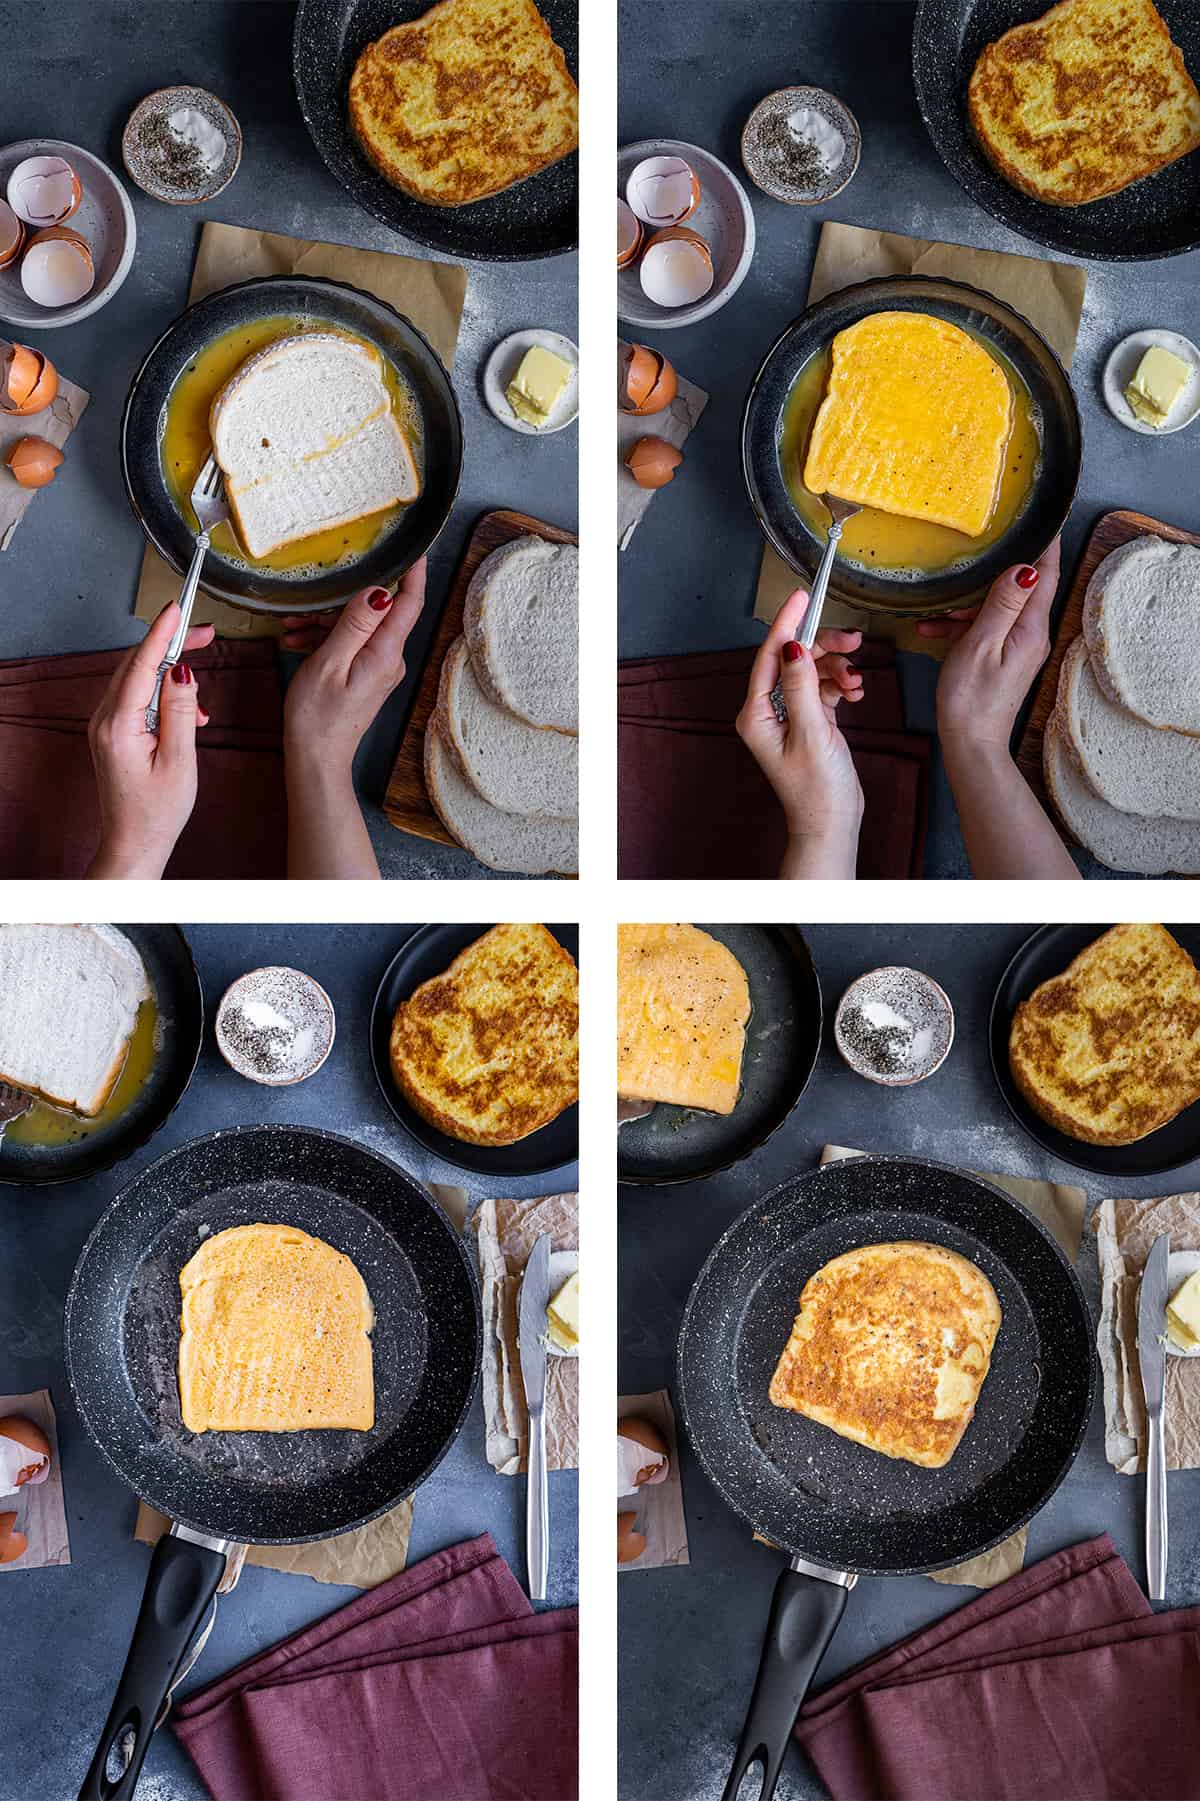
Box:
[0,138,136,330]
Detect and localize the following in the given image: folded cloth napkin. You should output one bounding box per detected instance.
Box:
[617,642,930,880]
[794,1533,1200,1801]
[0,640,285,879]
[173,1533,578,1801]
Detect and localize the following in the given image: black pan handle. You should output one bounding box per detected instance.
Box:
[722,1565,850,1801]
[78,1533,227,1801]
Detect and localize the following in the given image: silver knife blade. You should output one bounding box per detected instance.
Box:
[1138,1232,1171,1416]
[518,1232,552,1415]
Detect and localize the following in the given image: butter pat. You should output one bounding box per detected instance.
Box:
[1166,1268,1200,1350]
[1125,346,1191,429]
[547,1270,579,1351]
[507,345,571,428]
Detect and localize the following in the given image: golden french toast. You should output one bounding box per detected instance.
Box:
[390,924,578,1145]
[1009,923,1200,1145]
[348,0,579,207]
[803,312,1013,539]
[769,1242,1002,1470]
[968,0,1200,207]
[617,923,750,1116]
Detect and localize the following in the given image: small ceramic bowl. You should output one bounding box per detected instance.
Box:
[215,967,335,1087]
[741,87,861,205]
[834,967,954,1087]
[617,138,755,331]
[483,327,579,435]
[122,87,242,205]
[1103,329,1200,437]
[0,137,136,330]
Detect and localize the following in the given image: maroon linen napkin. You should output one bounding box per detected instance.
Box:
[173,1534,579,1801]
[794,1534,1200,1801]
[0,640,286,879]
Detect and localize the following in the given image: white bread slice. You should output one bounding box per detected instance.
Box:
[209,333,419,560]
[1044,717,1200,875]
[0,925,150,1116]
[1082,536,1200,736]
[424,718,577,875]
[436,636,578,819]
[1056,635,1200,821]
[462,537,579,734]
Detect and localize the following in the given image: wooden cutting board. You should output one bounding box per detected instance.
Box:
[1015,509,1200,826]
[384,508,578,848]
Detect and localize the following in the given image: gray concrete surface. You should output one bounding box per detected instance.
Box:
[617,0,1200,880]
[1,923,578,1800]
[0,2,577,880]
[619,923,1200,1800]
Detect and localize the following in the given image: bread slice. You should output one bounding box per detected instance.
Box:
[424,718,578,874]
[209,333,419,561]
[436,636,577,818]
[1056,635,1200,820]
[1082,537,1200,735]
[348,0,579,208]
[1009,922,1200,1145]
[0,924,150,1116]
[968,0,1200,207]
[1044,717,1200,873]
[463,537,578,735]
[389,923,578,1145]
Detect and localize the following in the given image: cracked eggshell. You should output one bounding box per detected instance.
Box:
[0,1416,51,1493]
[0,1513,26,1562]
[6,154,81,228]
[617,197,643,270]
[6,436,65,488]
[626,435,683,489]
[20,225,95,308]
[626,154,701,227]
[0,342,58,414]
[639,225,714,308]
[0,201,24,272]
[620,342,677,415]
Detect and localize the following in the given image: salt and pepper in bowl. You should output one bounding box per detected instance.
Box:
[834,967,954,1087]
[122,87,242,206]
[741,87,861,206]
[215,967,335,1087]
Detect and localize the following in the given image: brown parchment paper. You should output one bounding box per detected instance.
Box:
[0,1389,69,1569]
[754,223,1088,659]
[134,221,468,639]
[1094,1192,1200,1475]
[135,1496,413,1590]
[0,374,89,554]
[473,1192,578,1475]
[617,1389,689,1571]
[820,1144,1087,1588]
[618,339,708,550]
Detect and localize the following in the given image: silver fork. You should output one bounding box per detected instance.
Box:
[770,493,863,722]
[145,456,229,735]
[0,1081,32,1143]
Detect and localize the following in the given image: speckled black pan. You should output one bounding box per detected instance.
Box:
[742,275,1081,618]
[0,926,203,1189]
[64,1124,481,1543]
[293,0,577,261]
[121,275,463,614]
[991,923,1200,1178]
[677,1154,1094,1576]
[914,0,1200,261]
[619,926,822,1188]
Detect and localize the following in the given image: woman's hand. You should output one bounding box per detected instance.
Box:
[280,561,426,879]
[86,603,214,880]
[736,586,865,880]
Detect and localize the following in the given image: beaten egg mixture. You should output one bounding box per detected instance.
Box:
[6,996,159,1147]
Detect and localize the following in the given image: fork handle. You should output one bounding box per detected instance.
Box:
[797,516,847,652]
[146,530,209,735]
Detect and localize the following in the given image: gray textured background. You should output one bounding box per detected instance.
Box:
[0,0,577,879]
[619,923,1200,1801]
[1,923,578,1800]
[617,0,1200,880]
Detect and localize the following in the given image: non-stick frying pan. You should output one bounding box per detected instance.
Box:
[677,1154,1095,1801]
[65,1125,481,1801]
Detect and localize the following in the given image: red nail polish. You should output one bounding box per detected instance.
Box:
[1016,566,1039,589]
[368,588,393,611]
[171,662,192,685]
[783,640,803,664]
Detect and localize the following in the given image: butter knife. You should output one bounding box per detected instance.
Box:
[1138,1231,1170,1601]
[518,1231,552,1601]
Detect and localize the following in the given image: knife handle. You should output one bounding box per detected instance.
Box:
[1146,1410,1168,1601]
[527,1402,548,1602]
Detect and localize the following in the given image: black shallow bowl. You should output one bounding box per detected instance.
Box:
[370,924,580,1178]
[915,0,1200,262]
[742,274,1082,617]
[0,926,202,1189]
[293,0,578,262]
[65,1126,481,1542]
[618,926,822,1188]
[121,275,463,614]
[991,923,1200,1178]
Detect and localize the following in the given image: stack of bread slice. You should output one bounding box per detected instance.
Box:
[425,536,578,874]
[1045,536,1200,873]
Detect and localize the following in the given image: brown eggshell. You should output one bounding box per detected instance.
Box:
[5,437,65,488]
[617,1511,646,1564]
[1,342,58,415]
[0,1512,27,1563]
[626,436,684,489]
[621,344,678,419]
[645,224,713,273]
[0,203,24,272]
[617,198,643,271]
[618,1415,669,1485]
[0,1415,51,1484]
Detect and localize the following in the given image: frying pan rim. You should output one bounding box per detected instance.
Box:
[676,1151,1096,1576]
[63,1121,483,1545]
